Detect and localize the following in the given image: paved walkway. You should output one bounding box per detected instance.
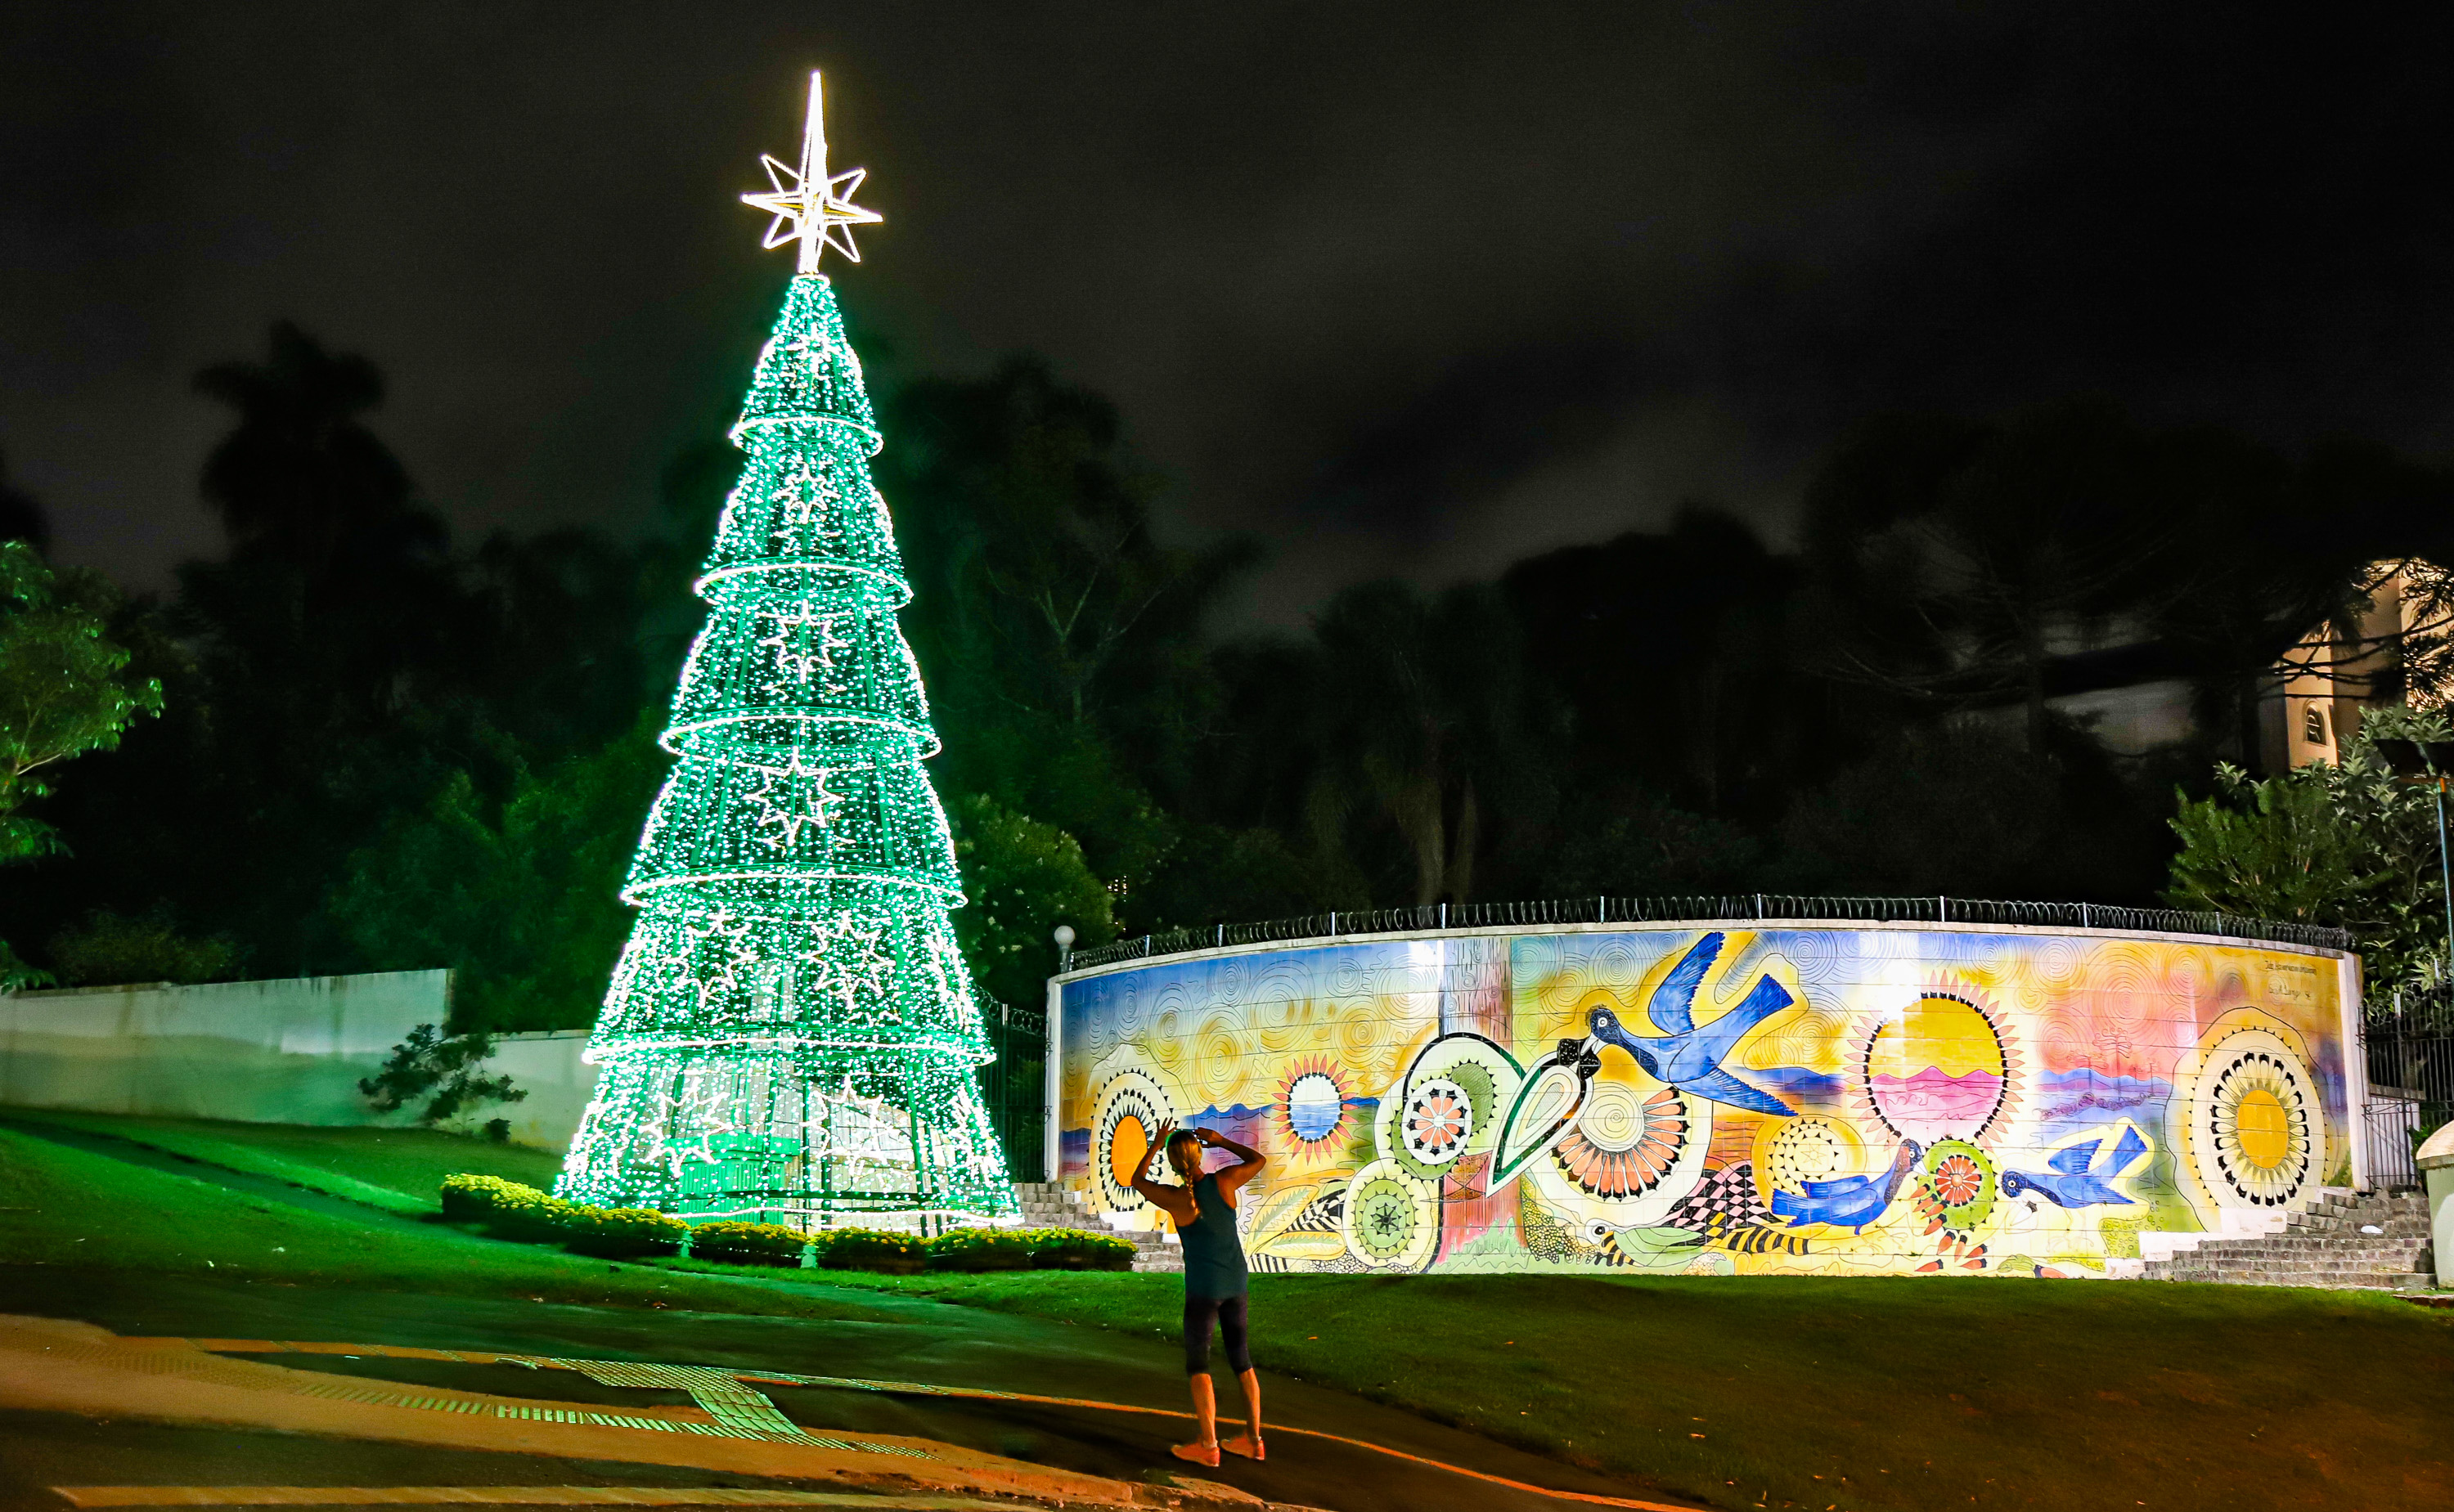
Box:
[0,1272,1699,1512]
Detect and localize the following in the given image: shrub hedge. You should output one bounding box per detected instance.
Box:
[925,1226,1036,1272]
[1022,1227,1143,1272]
[438,1173,1139,1273]
[561,1205,692,1259]
[440,1172,575,1240]
[819,1227,928,1273]
[690,1220,811,1267]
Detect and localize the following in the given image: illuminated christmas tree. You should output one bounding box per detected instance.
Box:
[555,73,1016,1230]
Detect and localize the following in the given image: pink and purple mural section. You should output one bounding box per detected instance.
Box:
[1056,926,2356,1277]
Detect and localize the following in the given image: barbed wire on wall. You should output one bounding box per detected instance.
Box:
[1061,895,2353,973]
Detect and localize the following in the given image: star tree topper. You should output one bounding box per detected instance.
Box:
[743,70,883,273]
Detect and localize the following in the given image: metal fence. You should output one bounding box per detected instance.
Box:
[980,999,1048,1182]
[2363,985,2454,1191]
[1063,894,2353,972]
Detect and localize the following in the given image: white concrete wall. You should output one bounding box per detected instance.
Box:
[0,970,452,1128]
[0,969,603,1152]
[453,1030,596,1151]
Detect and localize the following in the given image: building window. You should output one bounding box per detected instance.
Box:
[2303,702,2330,747]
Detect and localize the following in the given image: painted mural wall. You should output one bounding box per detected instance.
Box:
[1056,926,2356,1278]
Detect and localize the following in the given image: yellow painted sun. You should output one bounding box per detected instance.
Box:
[2232,1086,2290,1170]
[1867,996,2007,1081]
[1858,991,2019,1144]
[1108,1113,1150,1192]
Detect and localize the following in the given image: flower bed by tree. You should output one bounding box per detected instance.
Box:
[689,1219,809,1267]
[437,1174,1136,1272]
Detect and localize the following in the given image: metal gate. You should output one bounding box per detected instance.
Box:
[981,998,1048,1182]
[2362,985,2454,1191]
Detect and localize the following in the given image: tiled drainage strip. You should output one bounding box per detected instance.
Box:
[171,1345,927,1458]
[52,1490,1017,1507]
[266,1382,915,1454]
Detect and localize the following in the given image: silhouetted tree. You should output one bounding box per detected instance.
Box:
[879,357,1260,904]
[0,453,52,554]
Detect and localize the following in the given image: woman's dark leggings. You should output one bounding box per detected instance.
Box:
[1183,1294,1252,1375]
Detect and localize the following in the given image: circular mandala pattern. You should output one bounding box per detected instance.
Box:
[1402,1077,1475,1165]
[1753,1115,1864,1207]
[1382,1034,1521,1182]
[1342,1160,1438,1271]
[2189,1027,2317,1208]
[1089,1067,1175,1214]
[1527,1070,1713,1228]
[1574,1078,1652,1152]
[1443,1061,1498,1134]
[1552,1082,1689,1200]
[1918,1137,1998,1232]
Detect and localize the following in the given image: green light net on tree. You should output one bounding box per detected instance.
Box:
[556,274,1017,1230]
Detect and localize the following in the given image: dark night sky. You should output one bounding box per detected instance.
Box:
[5,3,2451,623]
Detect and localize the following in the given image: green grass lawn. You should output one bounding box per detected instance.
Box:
[806,1268,2454,1512]
[0,1125,877,1321]
[7,1109,2447,1510]
[0,1110,564,1214]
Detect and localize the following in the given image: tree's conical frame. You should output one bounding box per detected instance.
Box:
[556,80,1014,1231]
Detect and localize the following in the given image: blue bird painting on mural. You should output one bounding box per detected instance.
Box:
[1769,1138,1922,1232]
[2001,1124,2147,1208]
[1584,931,1799,1117]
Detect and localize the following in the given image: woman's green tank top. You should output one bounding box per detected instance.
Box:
[1177,1172,1249,1299]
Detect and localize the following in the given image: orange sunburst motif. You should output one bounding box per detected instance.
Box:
[1270,1055,1348,1160]
[1552,1086,1688,1200]
[1850,980,2025,1147]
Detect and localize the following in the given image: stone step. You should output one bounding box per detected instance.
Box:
[2182,1227,2429,1248]
[2258,1232,2434,1246]
[2195,1247,2432,1267]
[2130,1185,2441,1293]
[2162,1276,2423,1292]
[2179,1276,2434,1291]
[2150,1255,2417,1275]
[2157,1262,2431,1281]
[2308,1200,2428,1222]
[2207,1238,2429,1258]
[2171,1255,2431,1274]
[2179,1256,2425,1266]
[1010,1180,1181,1274]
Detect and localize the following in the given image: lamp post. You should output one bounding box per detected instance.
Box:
[1052,923,1076,974]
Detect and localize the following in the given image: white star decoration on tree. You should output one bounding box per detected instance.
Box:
[798,916,897,1013]
[672,908,757,1010]
[681,907,753,953]
[756,605,852,684]
[768,461,840,527]
[743,752,846,850]
[650,1075,739,1183]
[812,1078,907,1185]
[742,71,881,274]
[783,332,838,387]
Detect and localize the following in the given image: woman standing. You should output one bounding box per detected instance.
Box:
[1130,1122,1266,1466]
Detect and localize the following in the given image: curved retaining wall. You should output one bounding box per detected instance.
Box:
[1050,921,2363,1278]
